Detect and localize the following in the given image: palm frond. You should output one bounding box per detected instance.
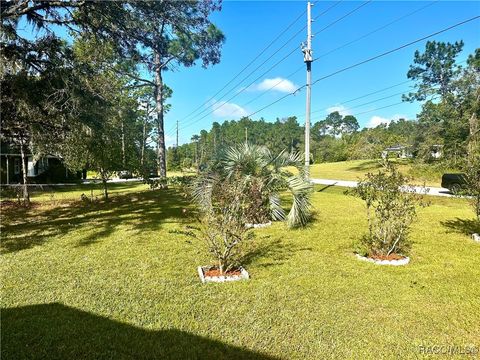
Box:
[269,192,285,221]
[286,175,313,228]
[191,172,218,211]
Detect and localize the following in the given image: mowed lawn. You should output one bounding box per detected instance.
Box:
[288,159,456,187]
[1,184,479,359]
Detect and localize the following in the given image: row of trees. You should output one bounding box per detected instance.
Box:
[167,113,428,168]
[1,0,225,203]
[169,41,479,171]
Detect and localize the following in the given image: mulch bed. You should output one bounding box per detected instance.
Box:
[368,253,406,261]
[204,267,242,277]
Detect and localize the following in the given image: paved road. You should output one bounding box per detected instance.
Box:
[311,178,454,197]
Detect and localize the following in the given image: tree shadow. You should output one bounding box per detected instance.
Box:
[347,160,381,172]
[1,303,279,360]
[1,189,195,254]
[240,237,312,269]
[316,184,335,192]
[441,217,480,235]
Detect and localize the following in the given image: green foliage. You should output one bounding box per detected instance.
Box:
[192,143,312,228]
[348,161,428,257]
[405,40,464,101]
[192,177,254,274]
[404,42,479,166]
[463,137,480,221]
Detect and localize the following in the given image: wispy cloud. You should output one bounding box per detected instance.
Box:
[326,105,351,116]
[367,114,408,128]
[213,101,248,118]
[249,77,298,93]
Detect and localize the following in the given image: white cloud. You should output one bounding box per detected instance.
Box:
[326,105,351,117]
[367,116,390,128]
[251,77,298,93]
[213,101,248,118]
[367,114,408,128]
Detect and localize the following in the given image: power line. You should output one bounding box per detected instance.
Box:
[317,0,438,59]
[313,0,372,37]
[206,1,438,117]
[178,1,369,132]
[178,26,308,128]
[298,59,467,120]
[310,15,479,85]
[295,80,414,119]
[238,16,480,120]
[177,8,307,124]
[169,15,478,140]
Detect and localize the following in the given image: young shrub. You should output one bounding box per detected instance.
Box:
[194,176,253,275]
[463,146,480,222]
[348,161,428,258]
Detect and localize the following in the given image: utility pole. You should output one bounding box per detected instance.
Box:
[302,1,313,178]
[245,127,248,143]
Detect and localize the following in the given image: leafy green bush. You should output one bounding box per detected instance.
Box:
[463,152,480,222]
[348,161,428,257]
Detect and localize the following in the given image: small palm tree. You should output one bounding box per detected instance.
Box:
[192,143,312,228]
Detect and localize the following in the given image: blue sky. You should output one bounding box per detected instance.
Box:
[163,0,480,145]
[16,1,480,146]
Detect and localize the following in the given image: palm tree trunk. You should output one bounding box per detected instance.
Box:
[154,52,166,178]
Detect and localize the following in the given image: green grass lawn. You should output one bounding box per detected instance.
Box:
[2,181,149,203]
[1,185,479,359]
[287,159,456,187]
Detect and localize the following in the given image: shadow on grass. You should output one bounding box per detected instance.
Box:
[1,189,194,254]
[316,184,335,193]
[240,237,312,269]
[346,160,381,172]
[1,303,278,360]
[441,217,480,235]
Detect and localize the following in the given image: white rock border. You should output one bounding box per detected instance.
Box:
[355,253,410,266]
[472,233,480,243]
[198,266,249,283]
[245,221,272,229]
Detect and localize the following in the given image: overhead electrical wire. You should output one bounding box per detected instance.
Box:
[312,0,372,37]
[236,16,479,121]
[174,7,308,126]
[177,0,373,132]
[226,1,438,115]
[175,1,342,127]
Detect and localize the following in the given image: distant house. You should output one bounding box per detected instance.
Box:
[0,142,81,184]
[381,145,413,159]
[430,144,443,159]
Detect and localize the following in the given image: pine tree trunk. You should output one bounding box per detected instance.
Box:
[154,52,166,178]
[19,141,29,205]
[121,120,126,168]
